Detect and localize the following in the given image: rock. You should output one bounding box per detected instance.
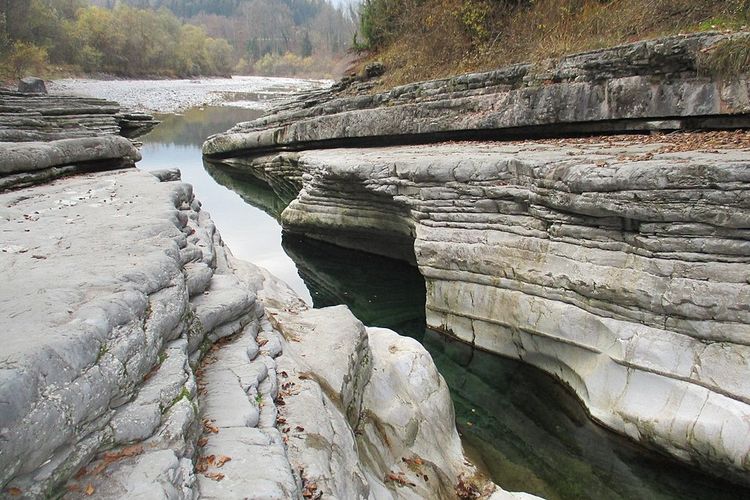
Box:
[0,169,264,497]
[18,77,47,94]
[0,136,141,176]
[269,304,534,499]
[362,61,385,80]
[203,32,750,157]
[0,89,158,142]
[208,135,750,485]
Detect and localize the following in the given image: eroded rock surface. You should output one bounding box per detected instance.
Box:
[0,89,158,143]
[207,135,750,485]
[0,167,516,499]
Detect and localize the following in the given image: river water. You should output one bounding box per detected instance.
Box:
[134,86,747,500]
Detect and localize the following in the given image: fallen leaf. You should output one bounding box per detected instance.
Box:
[216,455,232,467]
[202,419,219,434]
[204,472,225,481]
[85,484,95,496]
[257,338,269,347]
[6,487,22,496]
[295,426,305,432]
[197,437,208,447]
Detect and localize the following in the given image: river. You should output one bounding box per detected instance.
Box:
[108,78,748,500]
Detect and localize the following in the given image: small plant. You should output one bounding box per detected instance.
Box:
[254,393,264,406]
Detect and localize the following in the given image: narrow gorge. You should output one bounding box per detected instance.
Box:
[203,32,750,488]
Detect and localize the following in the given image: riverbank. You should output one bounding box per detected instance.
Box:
[49,76,331,114]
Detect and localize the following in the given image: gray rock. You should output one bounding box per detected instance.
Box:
[212,138,750,484]
[0,89,158,142]
[18,77,47,94]
[0,136,141,176]
[203,32,750,158]
[151,168,182,182]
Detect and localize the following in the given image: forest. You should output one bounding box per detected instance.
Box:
[0,0,355,80]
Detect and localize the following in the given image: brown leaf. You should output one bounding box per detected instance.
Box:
[6,487,22,497]
[85,484,95,496]
[257,338,269,347]
[204,472,225,481]
[103,444,143,463]
[216,455,232,467]
[202,419,219,434]
[197,437,208,447]
[295,426,305,432]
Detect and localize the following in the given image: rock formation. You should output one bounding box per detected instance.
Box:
[0,89,158,143]
[204,32,750,158]
[203,31,750,486]
[0,166,525,498]
[0,90,158,191]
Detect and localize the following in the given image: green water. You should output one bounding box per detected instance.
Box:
[141,108,750,500]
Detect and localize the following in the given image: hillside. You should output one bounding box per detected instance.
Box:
[0,0,355,80]
[354,0,750,87]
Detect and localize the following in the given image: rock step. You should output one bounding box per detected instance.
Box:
[195,315,296,499]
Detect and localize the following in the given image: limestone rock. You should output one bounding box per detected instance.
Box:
[0,89,158,142]
[0,136,141,176]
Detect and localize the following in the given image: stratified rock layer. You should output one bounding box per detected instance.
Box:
[0,89,158,142]
[202,31,750,484]
[203,32,750,158]
[209,136,750,484]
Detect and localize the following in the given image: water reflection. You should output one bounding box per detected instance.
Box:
[137,106,312,303]
[207,163,749,500]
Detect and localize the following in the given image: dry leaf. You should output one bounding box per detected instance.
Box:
[204,472,225,481]
[6,487,22,496]
[197,437,208,447]
[202,419,219,434]
[216,455,232,467]
[85,484,95,496]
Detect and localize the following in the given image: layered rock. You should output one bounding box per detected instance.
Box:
[0,167,518,499]
[204,133,750,485]
[0,89,158,142]
[202,30,750,484]
[0,89,158,191]
[203,32,750,158]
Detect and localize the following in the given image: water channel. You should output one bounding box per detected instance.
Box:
[137,100,748,500]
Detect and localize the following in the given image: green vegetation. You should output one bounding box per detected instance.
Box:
[354,0,750,87]
[0,0,355,81]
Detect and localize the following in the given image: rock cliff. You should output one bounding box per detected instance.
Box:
[202,31,750,485]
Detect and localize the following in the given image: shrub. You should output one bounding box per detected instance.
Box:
[6,41,48,78]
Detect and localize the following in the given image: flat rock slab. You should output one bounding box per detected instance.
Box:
[0,136,141,176]
[0,169,195,490]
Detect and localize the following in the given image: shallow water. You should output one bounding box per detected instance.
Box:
[139,104,749,500]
